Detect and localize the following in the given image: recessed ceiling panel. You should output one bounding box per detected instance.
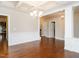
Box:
[0,1,77,13]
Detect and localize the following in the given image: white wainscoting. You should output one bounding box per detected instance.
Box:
[8,32,40,46]
[65,38,79,53]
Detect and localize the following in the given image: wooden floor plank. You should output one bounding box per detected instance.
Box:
[0,36,79,58]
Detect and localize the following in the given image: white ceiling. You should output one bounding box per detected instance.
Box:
[0,1,77,13]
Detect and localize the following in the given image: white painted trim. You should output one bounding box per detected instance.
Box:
[72,2,79,7]
[44,36,64,40]
[42,3,79,16]
[0,14,10,46]
[42,7,65,16]
[64,38,79,53]
[9,32,40,46]
[64,3,79,53]
[45,35,54,38]
[64,48,79,53]
[38,16,40,40]
[65,46,79,53]
[55,37,64,40]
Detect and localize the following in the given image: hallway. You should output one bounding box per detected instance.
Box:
[0,37,79,58]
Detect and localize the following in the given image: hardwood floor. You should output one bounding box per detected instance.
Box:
[0,36,79,58]
[0,38,8,55]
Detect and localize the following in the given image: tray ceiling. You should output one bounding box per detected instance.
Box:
[0,1,77,13]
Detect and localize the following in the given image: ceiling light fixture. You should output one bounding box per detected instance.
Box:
[61,15,64,18]
[30,10,43,17]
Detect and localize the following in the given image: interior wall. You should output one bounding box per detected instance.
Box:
[74,13,79,38]
[54,18,65,40]
[40,15,65,40]
[42,2,79,53]
[0,6,40,46]
[40,19,49,37]
[65,6,79,53]
[48,21,55,38]
[0,16,6,22]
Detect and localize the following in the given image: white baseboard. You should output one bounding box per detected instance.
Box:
[43,36,64,40]
[55,37,64,40]
[44,35,54,38]
[8,32,40,46]
[64,47,79,53]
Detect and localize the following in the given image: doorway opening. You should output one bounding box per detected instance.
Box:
[40,11,65,40]
[0,16,8,54]
[51,22,55,39]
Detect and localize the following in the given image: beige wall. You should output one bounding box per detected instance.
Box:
[41,14,65,40]
[40,17,49,37]
[54,18,65,39]
[10,14,38,33]
[0,16,6,22]
[0,7,38,33]
[0,6,39,46]
[74,13,79,38]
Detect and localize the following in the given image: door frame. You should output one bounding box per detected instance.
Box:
[52,22,55,38]
[0,14,10,46]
